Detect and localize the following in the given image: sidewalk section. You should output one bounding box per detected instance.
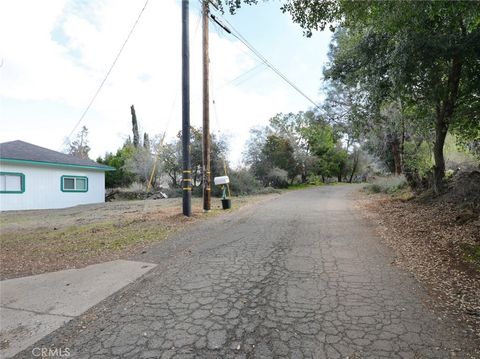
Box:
[0,260,156,358]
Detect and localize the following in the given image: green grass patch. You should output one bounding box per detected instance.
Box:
[287,183,318,191]
[1,219,171,258]
[1,195,278,278]
[460,243,480,268]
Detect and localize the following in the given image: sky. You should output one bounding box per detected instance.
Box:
[0,0,332,166]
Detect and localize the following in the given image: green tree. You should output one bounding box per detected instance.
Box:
[243,126,271,182]
[159,142,181,188]
[171,127,230,194]
[262,134,298,183]
[270,111,318,183]
[244,112,351,185]
[97,144,136,188]
[285,1,480,193]
[130,105,140,148]
[244,128,298,187]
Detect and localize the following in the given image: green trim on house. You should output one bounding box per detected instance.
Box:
[0,171,25,194]
[61,175,89,193]
[0,158,115,171]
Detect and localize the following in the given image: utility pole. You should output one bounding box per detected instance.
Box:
[182,0,192,216]
[202,0,211,211]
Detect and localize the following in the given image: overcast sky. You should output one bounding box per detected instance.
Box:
[0,0,332,166]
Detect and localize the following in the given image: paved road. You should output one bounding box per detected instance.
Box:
[18,186,478,358]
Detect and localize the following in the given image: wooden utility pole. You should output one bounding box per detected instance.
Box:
[182,0,192,216]
[202,0,211,211]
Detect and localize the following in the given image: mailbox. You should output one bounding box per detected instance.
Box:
[213,176,231,209]
[214,176,230,185]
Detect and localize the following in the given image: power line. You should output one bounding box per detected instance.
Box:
[206,3,271,90]
[217,63,267,89]
[159,3,203,137]
[66,0,150,140]
[209,13,264,73]
[208,8,322,110]
[146,4,203,192]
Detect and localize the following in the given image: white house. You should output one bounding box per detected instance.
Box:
[0,140,114,211]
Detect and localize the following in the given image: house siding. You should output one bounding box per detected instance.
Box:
[0,162,105,211]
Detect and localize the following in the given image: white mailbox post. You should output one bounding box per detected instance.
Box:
[213,176,231,209]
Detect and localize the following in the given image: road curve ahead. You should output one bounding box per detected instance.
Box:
[21,186,478,358]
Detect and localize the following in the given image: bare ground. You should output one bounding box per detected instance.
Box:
[0,194,278,280]
[356,190,480,339]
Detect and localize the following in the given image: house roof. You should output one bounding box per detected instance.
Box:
[0,140,114,171]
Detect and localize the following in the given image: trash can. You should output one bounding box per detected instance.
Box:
[221,199,231,210]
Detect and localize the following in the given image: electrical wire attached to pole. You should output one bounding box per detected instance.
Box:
[65,0,150,141]
[208,8,322,111]
[145,4,203,193]
[209,50,231,198]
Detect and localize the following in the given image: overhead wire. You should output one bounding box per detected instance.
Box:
[66,0,150,141]
[208,6,322,111]
[209,20,267,89]
[146,2,203,191]
[207,10,264,71]
[204,0,321,184]
[217,63,267,89]
[205,5,268,91]
[207,8,235,196]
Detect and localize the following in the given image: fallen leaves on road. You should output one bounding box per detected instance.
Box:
[356,192,480,339]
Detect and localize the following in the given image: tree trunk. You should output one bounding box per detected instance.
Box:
[432,54,462,194]
[301,164,307,183]
[391,138,402,175]
[349,150,359,183]
[169,172,177,187]
[432,116,448,194]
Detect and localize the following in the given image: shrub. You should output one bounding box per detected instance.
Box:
[228,168,263,196]
[266,167,289,188]
[306,174,324,185]
[365,175,408,195]
[367,183,383,193]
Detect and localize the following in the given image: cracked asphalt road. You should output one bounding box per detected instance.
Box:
[18,186,479,358]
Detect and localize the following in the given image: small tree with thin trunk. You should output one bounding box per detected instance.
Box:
[65,126,91,160]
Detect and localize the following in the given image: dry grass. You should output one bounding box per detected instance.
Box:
[356,191,480,338]
[0,194,277,280]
